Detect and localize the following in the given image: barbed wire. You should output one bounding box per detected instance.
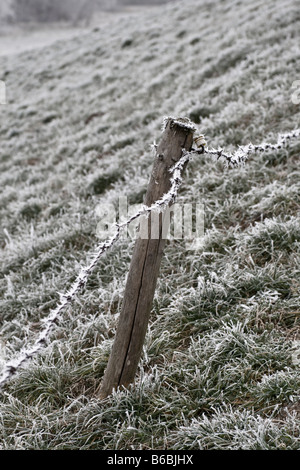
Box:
[0,151,191,389]
[202,128,300,167]
[0,127,299,389]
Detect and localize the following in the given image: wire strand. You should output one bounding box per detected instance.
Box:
[0,151,191,389]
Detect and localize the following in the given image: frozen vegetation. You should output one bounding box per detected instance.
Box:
[0,0,299,450]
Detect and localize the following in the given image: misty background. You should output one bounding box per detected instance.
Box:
[0,0,173,25]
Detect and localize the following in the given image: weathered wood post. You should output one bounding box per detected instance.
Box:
[99,117,195,399]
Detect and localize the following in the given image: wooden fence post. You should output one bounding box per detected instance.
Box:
[99,117,195,399]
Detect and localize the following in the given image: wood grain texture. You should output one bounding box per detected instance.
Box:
[99,118,194,399]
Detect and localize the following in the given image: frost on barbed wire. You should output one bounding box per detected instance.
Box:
[203,128,300,168]
[0,149,192,389]
[1,126,300,389]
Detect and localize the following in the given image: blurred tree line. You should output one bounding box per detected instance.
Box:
[0,0,173,25]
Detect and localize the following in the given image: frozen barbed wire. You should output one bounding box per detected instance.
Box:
[0,126,299,389]
[0,150,192,390]
[201,128,300,167]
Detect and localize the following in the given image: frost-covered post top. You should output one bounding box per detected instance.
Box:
[162,116,198,133]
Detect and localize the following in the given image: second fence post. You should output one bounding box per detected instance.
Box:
[99,117,195,399]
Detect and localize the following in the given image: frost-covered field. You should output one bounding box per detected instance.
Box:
[0,0,299,450]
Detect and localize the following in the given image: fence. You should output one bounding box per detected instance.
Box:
[0,117,299,394]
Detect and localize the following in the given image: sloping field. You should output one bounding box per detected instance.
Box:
[0,0,299,450]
